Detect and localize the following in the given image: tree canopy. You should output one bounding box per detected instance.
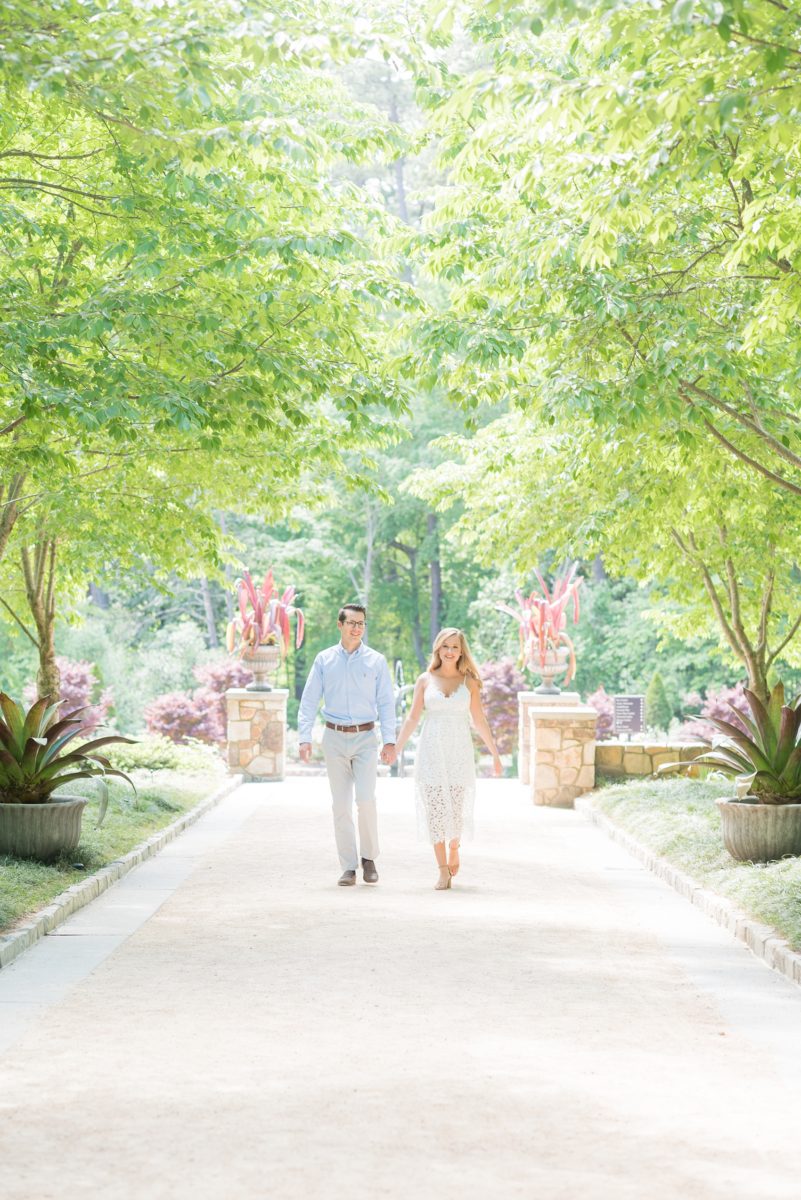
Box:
[4,0,801,712]
[405,0,801,492]
[0,0,415,693]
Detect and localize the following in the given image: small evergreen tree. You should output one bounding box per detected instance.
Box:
[645,671,673,733]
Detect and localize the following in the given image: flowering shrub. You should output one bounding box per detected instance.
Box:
[479,658,527,755]
[193,659,253,693]
[25,656,113,733]
[586,686,615,741]
[192,659,253,743]
[679,681,750,741]
[144,658,254,746]
[144,691,222,745]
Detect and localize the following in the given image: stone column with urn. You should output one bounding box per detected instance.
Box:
[526,696,598,807]
[223,568,304,784]
[226,687,287,781]
[501,565,598,806]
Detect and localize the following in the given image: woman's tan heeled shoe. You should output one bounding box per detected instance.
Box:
[435,866,452,890]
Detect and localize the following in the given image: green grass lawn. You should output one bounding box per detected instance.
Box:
[0,742,227,933]
[594,777,801,951]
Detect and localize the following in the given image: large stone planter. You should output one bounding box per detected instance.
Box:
[0,796,88,862]
[242,643,281,691]
[526,647,570,695]
[717,797,801,863]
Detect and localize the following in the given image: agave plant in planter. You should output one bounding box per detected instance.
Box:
[0,693,136,862]
[225,568,305,692]
[659,682,801,862]
[497,563,582,695]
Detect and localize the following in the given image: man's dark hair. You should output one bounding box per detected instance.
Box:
[338,602,367,623]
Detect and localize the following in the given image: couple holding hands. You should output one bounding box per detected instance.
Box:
[298,603,501,891]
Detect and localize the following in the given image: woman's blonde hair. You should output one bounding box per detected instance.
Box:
[428,628,483,688]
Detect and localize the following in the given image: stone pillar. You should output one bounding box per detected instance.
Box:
[518,690,581,784]
[529,703,598,808]
[225,688,287,782]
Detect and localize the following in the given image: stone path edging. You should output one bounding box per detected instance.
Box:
[0,775,242,971]
[576,794,801,990]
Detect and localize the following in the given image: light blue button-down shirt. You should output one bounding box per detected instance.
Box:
[297,642,396,744]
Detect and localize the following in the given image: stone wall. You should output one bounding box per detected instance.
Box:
[226,687,287,781]
[518,690,581,785]
[595,740,706,778]
[529,703,598,808]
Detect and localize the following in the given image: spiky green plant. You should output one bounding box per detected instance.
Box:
[660,682,801,805]
[225,568,305,657]
[0,693,136,823]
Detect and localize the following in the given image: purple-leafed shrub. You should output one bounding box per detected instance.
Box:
[144,691,222,745]
[679,681,750,741]
[193,659,253,744]
[24,656,113,733]
[144,658,255,746]
[586,686,615,741]
[478,658,528,755]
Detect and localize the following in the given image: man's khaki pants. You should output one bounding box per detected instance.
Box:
[321,727,380,871]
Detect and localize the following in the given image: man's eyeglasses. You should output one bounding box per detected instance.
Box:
[343,620,366,629]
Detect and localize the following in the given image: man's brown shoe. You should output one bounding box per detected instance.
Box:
[361,858,379,884]
[338,870,357,886]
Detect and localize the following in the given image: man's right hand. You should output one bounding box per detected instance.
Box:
[299,743,312,763]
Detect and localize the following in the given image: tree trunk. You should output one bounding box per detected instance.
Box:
[199,577,219,648]
[88,582,110,609]
[591,554,608,584]
[390,539,426,669]
[21,537,60,701]
[294,641,307,701]
[363,503,377,610]
[0,473,25,565]
[387,89,410,224]
[427,512,443,645]
[37,620,59,701]
[387,86,414,285]
[216,512,234,621]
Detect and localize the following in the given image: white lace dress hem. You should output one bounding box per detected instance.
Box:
[414,680,476,844]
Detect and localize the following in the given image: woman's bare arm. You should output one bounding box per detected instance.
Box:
[468,677,503,775]
[395,674,427,755]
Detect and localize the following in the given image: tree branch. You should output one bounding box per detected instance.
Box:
[756,568,775,658]
[768,612,801,667]
[681,379,801,473]
[0,414,27,438]
[693,411,801,497]
[0,596,39,648]
[670,527,747,663]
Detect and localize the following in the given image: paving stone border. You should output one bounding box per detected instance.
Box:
[576,794,801,990]
[0,776,243,971]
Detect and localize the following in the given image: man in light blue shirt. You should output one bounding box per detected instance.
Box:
[298,603,396,886]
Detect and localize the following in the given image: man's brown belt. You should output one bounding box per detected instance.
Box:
[325,721,375,733]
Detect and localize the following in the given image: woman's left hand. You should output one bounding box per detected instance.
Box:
[492,752,503,778]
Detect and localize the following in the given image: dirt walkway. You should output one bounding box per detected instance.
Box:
[2,778,801,1199]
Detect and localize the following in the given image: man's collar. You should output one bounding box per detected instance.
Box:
[337,640,363,657]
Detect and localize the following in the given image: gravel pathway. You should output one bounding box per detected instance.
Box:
[2,777,801,1199]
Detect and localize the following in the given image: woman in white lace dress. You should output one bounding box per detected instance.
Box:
[395,629,502,890]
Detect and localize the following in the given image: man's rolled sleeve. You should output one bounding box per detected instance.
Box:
[298,655,324,743]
